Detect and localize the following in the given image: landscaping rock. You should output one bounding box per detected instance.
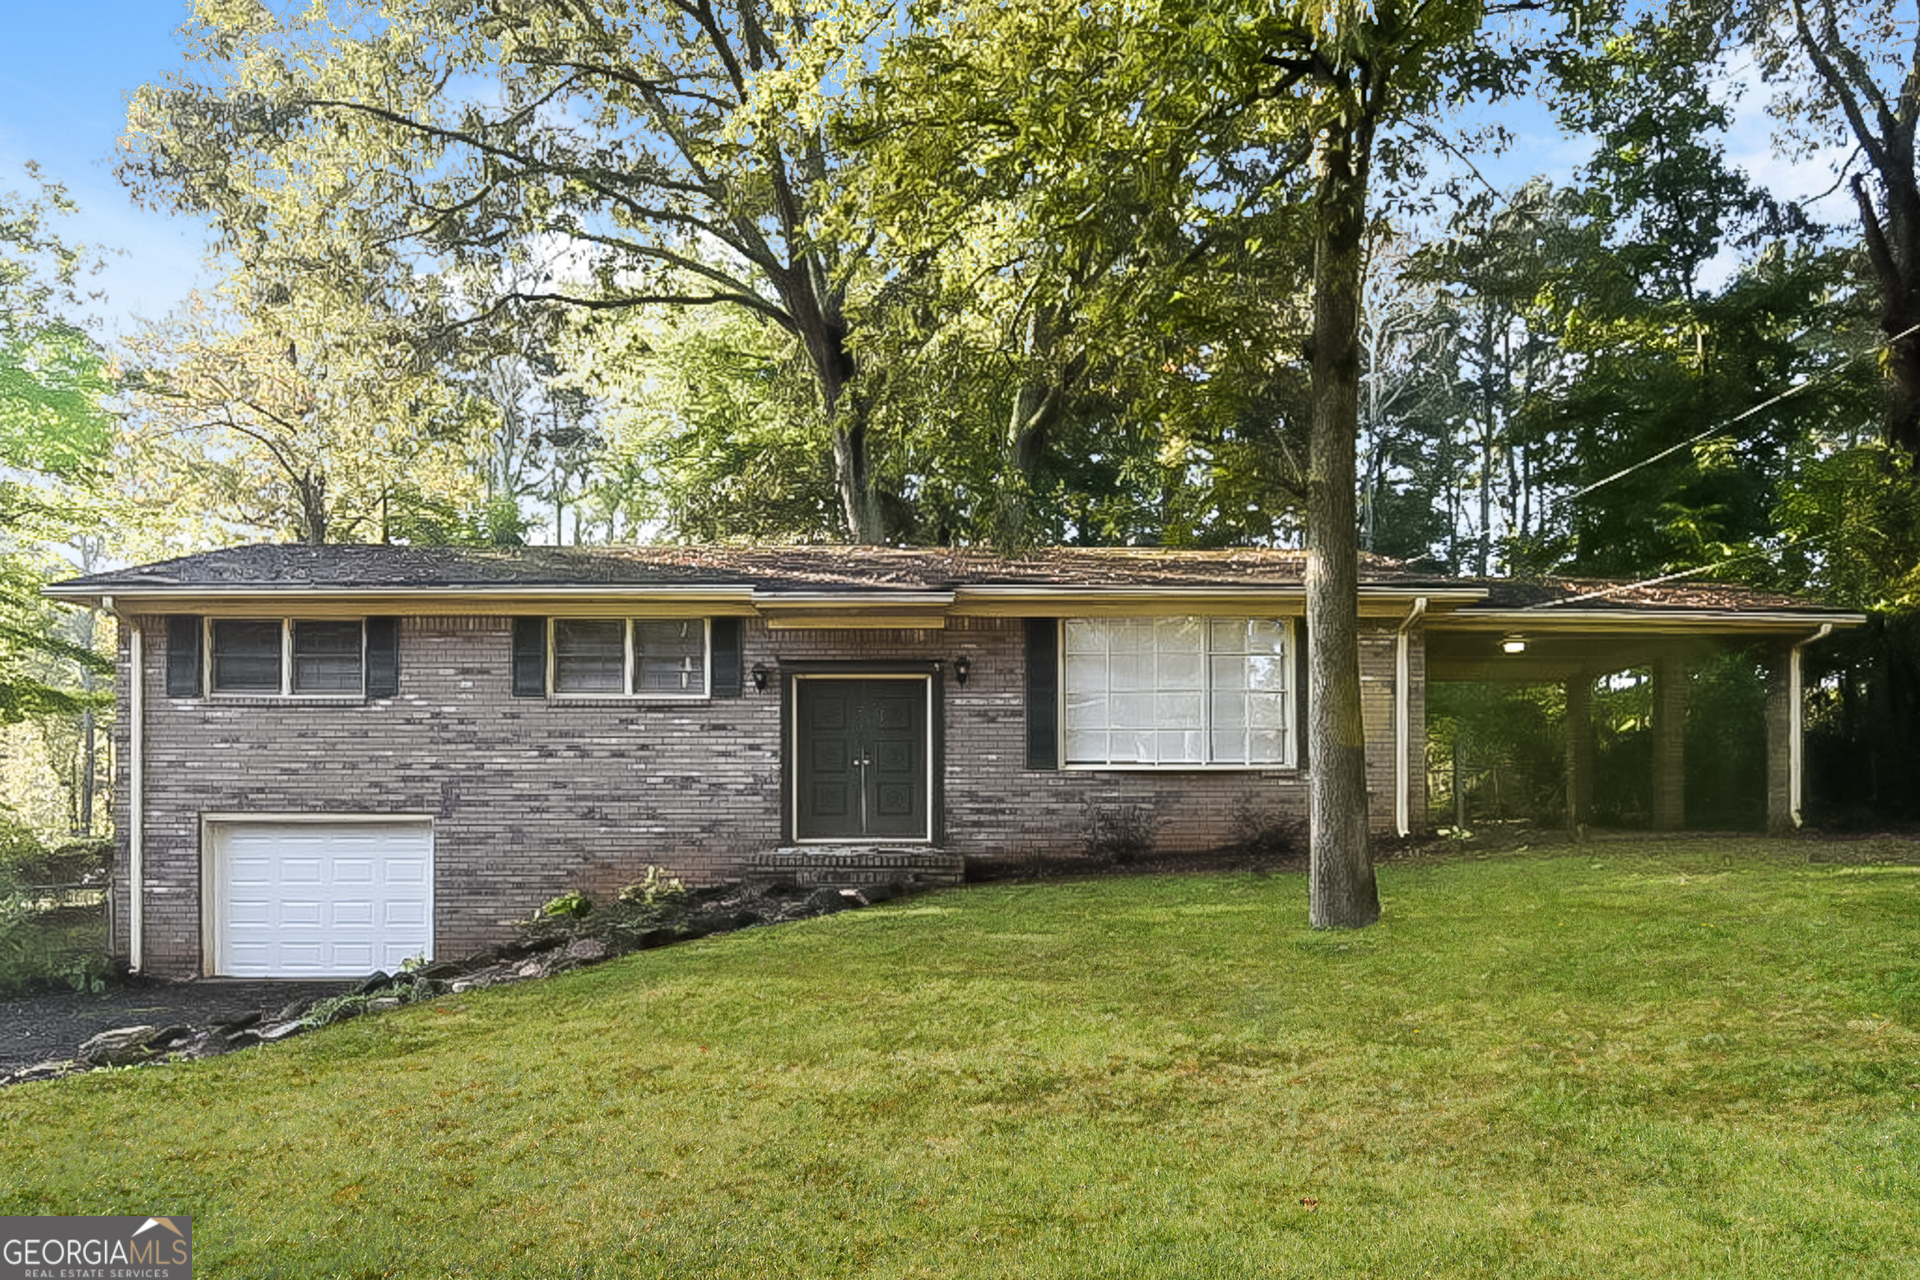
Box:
[174,1032,229,1060]
[367,997,402,1012]
[356,971,393,995]
[77,1026,160,1067]
[147,1025,195,1051]
[515,960,545,979]
[4,1059,77,1085]
[214,1012,262,1037]
[257,1022,305,1043]
[804,887,868,914]
[562,938,608,963]
[275,999,310,1022]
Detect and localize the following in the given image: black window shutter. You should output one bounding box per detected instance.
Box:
[511,617,547,697]
[710,616,743,698]
[365,617,400,698]
[1294,617,1309,770]
[1024,617,1059,770]
[165,615,203,698]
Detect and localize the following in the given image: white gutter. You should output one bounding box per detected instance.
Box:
[1789,622,1835,828]
[127,621,144,974]
[1394,597,1428,838]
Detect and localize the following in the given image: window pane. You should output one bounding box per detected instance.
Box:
[1211,728,1249,763]
[1247,728,1288,764]
[1158,728,1205,763]
[1064,726,1107,763]
[1063,620,1105,655]
[633,619,705,693]
[292,621,363,693]
[553,619,624,693]
[1246,654,1288,692]
[1065,691,1109,731]
[210,620,282,693]
[1247,619,1287,654]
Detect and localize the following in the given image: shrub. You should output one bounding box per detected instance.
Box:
[0,887,109,993]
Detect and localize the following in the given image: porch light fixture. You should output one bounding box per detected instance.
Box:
[751,662,770,691]
[953,655,972,686]
[1501,634,1528,655]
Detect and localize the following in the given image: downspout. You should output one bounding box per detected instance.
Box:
[125,611,144,974]
[1394,597,1429,838]
[1789,622,1834,828]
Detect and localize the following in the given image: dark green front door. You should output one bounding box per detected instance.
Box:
[794,678,931,841]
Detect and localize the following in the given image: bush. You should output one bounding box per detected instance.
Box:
[0,887,109,993]
[0,829,111,887]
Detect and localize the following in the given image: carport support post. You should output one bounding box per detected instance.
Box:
[1564,672,1593,834]
[1651,652,1688,831]
[1765,641,1794,834]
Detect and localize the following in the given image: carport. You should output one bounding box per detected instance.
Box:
[1423,580,1864,833]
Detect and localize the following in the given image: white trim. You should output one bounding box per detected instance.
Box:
[1435,608,1866,632]
[47,583,757,602]
[128,626,145,974]
[789,673,935,844]
[1394,597,1429,838]
[1789,622,1835,827]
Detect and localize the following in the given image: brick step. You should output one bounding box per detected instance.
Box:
[748,846,964,890]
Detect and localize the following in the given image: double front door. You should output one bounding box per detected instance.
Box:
[794,677,931,841]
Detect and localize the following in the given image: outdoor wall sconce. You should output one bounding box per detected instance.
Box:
[751,662,770,691]
[1501,634,1528,655]
[953,655,972,686]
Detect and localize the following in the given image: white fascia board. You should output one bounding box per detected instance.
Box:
[1434,608,1869,633]
[46,583,759,608]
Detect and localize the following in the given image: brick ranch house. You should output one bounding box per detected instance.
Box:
[49,544,1861,979]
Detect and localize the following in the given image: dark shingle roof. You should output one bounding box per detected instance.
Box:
[1462,575,1829,614]
[49,542,1848,616]
[55,543,1430,593]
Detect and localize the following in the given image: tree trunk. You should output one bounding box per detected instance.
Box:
[1305,114,1381,931]
[786,266,886,544]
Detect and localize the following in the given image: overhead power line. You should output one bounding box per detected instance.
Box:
[1565,319,1920,505]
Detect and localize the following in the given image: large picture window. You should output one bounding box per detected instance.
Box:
[209,619,365,697]
[550,618,709,698]
[1063,617,1292,767]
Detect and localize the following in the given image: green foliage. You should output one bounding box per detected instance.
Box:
[617,866,686,909]
[0,169,114,729]
[538,890,592,920]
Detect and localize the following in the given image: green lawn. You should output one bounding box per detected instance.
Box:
[5,840,1919,1278]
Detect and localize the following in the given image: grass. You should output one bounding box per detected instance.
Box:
[4,839,1919,1277]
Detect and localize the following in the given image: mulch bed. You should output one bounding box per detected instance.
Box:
[0,977,358,1073]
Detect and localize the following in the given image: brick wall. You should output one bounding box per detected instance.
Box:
[115,611,1422,976]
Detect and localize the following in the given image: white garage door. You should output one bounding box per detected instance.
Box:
[212,820,434,977]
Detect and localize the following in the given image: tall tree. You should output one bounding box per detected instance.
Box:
[121,287,485,545]
[122,0,897,541]
[0,166,113,723]
[1705,0,1920,463]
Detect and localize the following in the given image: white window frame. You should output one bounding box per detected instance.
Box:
[1059,616,1296,770]
[206,618,366,700]
[547,617,712,700]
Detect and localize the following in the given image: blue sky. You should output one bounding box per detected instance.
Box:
[0,2,1850,340]
[0,1,210,333]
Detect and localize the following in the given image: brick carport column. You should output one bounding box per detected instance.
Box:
[1651,650,1688,831]
[1764,639,1795,834]
[1564,671,1593,833]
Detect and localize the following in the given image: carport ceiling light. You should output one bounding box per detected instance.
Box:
[1501,634,1528,654]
